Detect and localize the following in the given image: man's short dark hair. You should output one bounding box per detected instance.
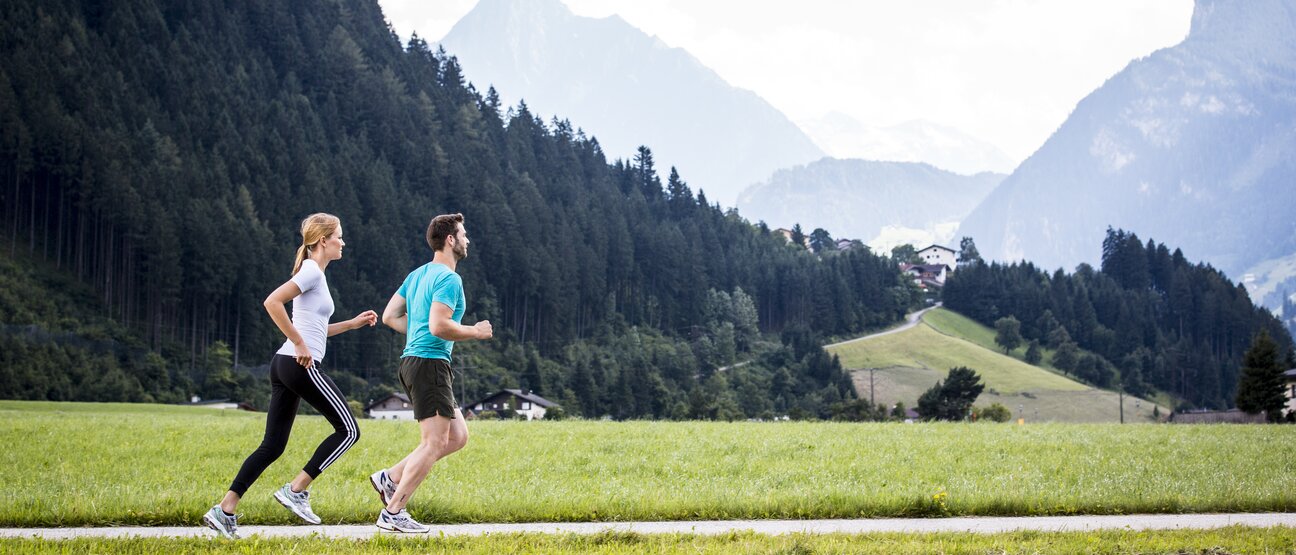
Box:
[427,213,464,251]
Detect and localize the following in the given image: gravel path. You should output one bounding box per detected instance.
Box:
[3,513,1294,539]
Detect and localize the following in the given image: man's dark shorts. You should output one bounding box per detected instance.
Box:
[398,356,457,420]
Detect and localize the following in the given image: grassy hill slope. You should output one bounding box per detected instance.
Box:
[828,309,1161,422]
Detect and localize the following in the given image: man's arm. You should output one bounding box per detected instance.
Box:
[382,293,408,334]
[430,301,492,341]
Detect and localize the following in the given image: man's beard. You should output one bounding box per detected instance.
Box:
[453,242,467,260]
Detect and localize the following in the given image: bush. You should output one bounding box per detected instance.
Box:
[973,403,1012,423]
[890,401,908,421]
[829,399,886,422]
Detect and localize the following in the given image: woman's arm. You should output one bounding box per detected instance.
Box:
[329,310,377,336]
[264,280,312,367]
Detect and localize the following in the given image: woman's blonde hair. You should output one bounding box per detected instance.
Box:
[292,213,341,275]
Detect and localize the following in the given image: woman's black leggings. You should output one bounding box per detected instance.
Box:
[229,354,360,496]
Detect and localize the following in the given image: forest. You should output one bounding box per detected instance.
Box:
[0,0,915,417]
[944,229,1293,410]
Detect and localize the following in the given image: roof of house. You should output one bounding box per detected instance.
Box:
[1285,369,1296,380]
[918,244,956,254]
[365,392,411,411]
[464,389,559,410]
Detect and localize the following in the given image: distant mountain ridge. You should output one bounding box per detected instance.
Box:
[736,158,1004,248]
[438,0,824,206]
[958,0,1296,285]
[797,113,1017,175]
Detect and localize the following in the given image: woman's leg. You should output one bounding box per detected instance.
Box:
[281,363,360,485]
[223,355,301,511]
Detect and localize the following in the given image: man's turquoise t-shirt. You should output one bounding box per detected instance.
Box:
[397,262,465,361]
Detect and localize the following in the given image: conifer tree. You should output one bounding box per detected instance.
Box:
[1236,330,1284,419]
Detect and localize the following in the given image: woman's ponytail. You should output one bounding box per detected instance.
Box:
[291,213,340,275]
[292,243,309,276]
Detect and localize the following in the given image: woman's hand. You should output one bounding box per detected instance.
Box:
[293,342,314,369]
[353,310,378,330]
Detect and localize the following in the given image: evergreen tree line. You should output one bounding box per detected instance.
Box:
[943,229,1293,410]
[0,0,914,416]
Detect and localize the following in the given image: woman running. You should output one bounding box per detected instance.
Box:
[204,213,376,538]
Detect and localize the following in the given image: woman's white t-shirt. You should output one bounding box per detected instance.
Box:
[275,259,335,362]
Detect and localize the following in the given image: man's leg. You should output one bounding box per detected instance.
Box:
[442,408,469,457]
[389,408,469,483]
[385,413,452,513]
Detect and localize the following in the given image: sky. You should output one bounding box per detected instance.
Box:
[378,0,1194,165]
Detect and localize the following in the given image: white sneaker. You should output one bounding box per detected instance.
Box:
[376,508,429,533]
[369,469,397,506]
[273,483,322,525]
[202,505,239,539]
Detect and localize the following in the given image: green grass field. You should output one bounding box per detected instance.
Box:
[4,527,1296,554]
[829,308,1161,422]
[2,401,1293,527]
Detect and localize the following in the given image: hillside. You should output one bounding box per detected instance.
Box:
[827,308,1161,422]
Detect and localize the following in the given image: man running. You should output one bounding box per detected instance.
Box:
[370,213,492,533]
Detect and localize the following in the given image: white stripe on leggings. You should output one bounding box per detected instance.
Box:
[307,368,358,471]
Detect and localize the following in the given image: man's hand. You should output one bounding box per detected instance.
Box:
[474,320,493,340]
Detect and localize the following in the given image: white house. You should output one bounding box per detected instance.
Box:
[1285,369,1296,416]
[917,244,957,268]
[366,392,415,420]
[464,389,559,420]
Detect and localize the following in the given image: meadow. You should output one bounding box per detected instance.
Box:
[3,527,1296,554]
[2,401,1293,527]
[831,308,1161,422]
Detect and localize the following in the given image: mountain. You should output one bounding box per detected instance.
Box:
[797,113,1017,175]
[437,0,824,206]
[958,0,1296,287]
[735,158,1004,249]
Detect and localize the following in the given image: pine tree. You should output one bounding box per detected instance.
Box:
[917,367,984,421]
[1025,340,1042,365]
[1236,330,1285,419]
[790,223,806,249]
[665,166,693,214]
[957,236,982,266]
[809,228,835,253]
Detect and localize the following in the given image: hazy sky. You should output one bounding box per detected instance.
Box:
[379,0,1194,163]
